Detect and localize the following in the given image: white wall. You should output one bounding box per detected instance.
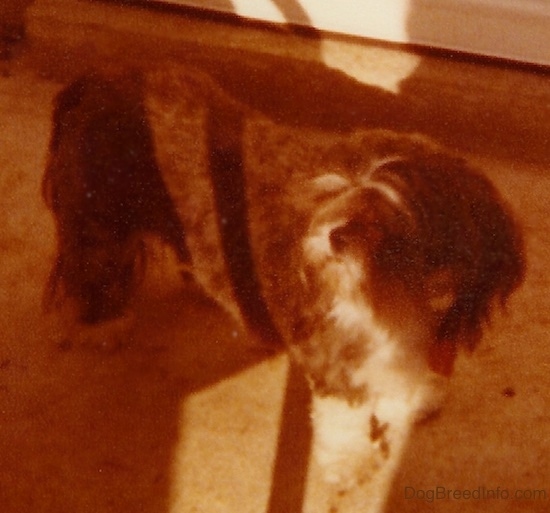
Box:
[156,0,550,66]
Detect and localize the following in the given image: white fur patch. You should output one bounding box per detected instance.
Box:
[359,156,418,220]
[364,181,403,207]
[311,173,351,194]
[328,297,372,334]
[302,221,342,263]
[310,373,446,495]
[311,395,377,487]
[309,390,425,513]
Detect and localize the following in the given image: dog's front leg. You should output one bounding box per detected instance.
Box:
[304,372,444,513]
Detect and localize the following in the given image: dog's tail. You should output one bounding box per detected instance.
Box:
[43,72,191,323]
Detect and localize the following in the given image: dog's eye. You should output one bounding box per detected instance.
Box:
[329,220,382,253]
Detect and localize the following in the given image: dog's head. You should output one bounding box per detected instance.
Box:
[291,130,525,490]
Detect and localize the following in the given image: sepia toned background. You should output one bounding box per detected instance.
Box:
[1,1,549,512]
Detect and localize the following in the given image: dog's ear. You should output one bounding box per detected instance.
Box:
[433,160,526,349]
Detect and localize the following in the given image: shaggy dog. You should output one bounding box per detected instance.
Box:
[43,71,525,505]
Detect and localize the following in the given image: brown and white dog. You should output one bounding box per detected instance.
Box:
[43,70,525,505]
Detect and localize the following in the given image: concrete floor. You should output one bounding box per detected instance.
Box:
[1,1,550,512]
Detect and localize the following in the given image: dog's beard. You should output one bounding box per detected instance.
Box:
[294,169,434,388]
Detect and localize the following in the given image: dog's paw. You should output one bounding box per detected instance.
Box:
[79,314,135,353]
[52,312,135,354]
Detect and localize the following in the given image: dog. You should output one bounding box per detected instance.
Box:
[240,118,525,498]
[43,70,525,505]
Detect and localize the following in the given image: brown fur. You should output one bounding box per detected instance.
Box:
[43,74,190,323]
